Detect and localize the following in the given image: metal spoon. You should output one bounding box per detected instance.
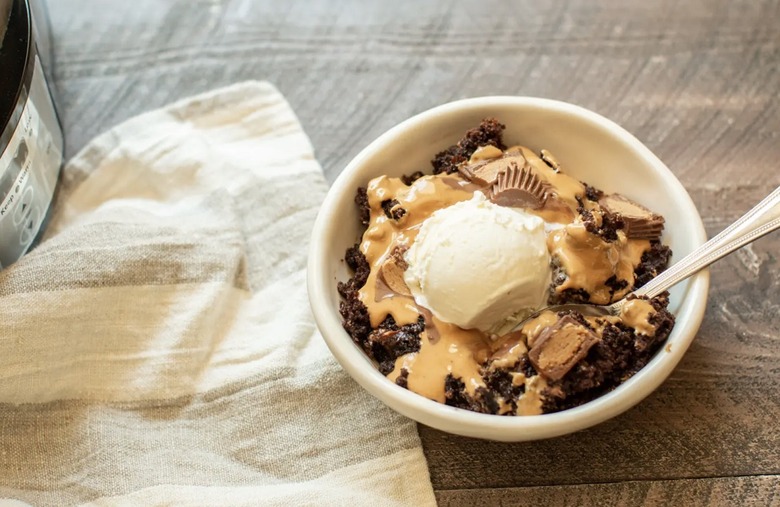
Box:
[515,184,780,325]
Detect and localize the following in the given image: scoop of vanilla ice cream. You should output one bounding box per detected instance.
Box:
[404,192,551,333]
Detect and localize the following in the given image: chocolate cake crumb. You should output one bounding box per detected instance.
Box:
[431,146,468,176]
[337,245,373,348]
[516,355,538,378]
[634,242,672,288]
[368,315,425,375]
[541,297,674,413]
[355,187,370,227]
[646,310,674,342]
[647,291,670,311]
[578,201,624,242]
[550,287,591,305]
[548,257,587,304]
[402,171,425,185]
[338,297,371,348]
[396,368,410,389]
[457,118,507,153]
[476,387,501,415]
[600,212,624,241]
[638,293,675,354]
[381,199,407,220]
[584,184,604,202]
[432,118,506,174]
[444,375,469,408]
[444,374,486,413]
[557,309,596,331]
[484,369,523,401]
[337,244,369,297]
[605,275,629,299]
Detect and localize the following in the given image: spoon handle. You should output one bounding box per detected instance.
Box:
[633,185,780,300]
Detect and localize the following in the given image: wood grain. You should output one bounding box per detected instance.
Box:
[436,475,780,507]
[45,0,780,504]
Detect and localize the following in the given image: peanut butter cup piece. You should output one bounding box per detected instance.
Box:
[488,163,550,209]
[378,246,411,296]
[458,153,527,187]
[540,149,561,172]
[528,315,600,381]
[456,162,478,181]
[599,194,665,241]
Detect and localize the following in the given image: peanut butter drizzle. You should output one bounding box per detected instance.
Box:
[487,332,528,370]
[391,316,491,402]
[511,372,527,386]
[497,398,515,415]
[374,274,398,301]
[359,175,474,327]
[520,312,560,348]
[619,298,657,336]
[361,174,494,402]
[548,224,650,304]
[484,328,548,416]
[470,145,504,161]
[515,375,547,415]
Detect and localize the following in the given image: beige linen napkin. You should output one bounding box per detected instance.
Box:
[0,82,436,507]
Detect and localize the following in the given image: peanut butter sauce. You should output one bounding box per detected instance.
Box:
[619,298,657,336]
[361,174,495,403]
[359,175,474,327]
[389,316,490,403]
[516,375,547,415]
[548,224,650,304]
[487,333,528,369]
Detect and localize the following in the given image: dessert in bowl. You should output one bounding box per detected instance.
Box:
[307,97,708,441]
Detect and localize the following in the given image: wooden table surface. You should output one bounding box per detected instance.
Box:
[48,0,779,505]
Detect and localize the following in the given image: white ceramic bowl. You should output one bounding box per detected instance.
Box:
[307,97,709,441]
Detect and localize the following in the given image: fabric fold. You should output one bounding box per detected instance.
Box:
[0,81,436,507]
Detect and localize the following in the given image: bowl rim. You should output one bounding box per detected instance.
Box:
[307,96,709,441]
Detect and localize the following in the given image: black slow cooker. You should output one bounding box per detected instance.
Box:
[0,0,62,269]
